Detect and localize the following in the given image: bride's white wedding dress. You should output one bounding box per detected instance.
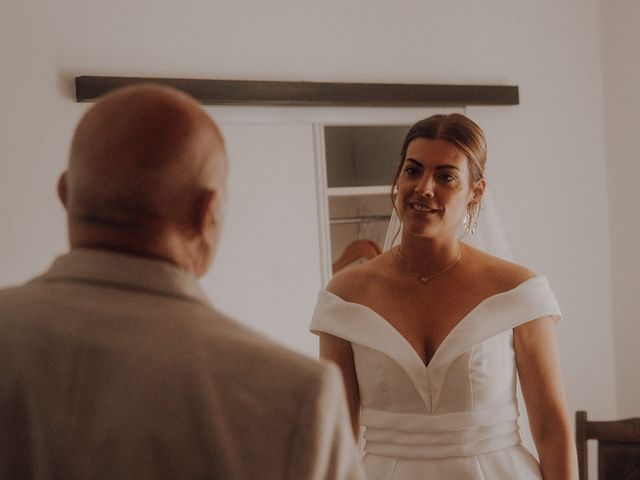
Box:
[311,276,561,479]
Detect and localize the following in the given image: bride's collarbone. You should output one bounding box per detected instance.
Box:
[359,263,503,320]
[382,276,469,308]
[367,280,485,332]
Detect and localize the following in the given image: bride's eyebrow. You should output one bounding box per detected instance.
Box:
[405,158,423,167]
[404,159,460,171]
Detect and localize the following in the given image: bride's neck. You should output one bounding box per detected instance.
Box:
[398,233,461,272]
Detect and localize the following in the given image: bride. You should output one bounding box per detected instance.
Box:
[311,114,577,479]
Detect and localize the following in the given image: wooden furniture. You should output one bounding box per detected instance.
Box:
[576,410,640,480]
[332,239,381,273]
[75,76,519,107]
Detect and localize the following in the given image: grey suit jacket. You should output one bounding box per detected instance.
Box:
[0,249,363,480]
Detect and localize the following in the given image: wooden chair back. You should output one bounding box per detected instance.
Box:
[576,410,640,480]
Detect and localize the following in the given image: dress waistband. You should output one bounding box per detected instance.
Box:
[361,403,521,459]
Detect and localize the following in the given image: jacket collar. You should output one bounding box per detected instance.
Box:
[34,248,210,306]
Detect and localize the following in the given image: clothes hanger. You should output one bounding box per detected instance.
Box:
[332,239,381,273]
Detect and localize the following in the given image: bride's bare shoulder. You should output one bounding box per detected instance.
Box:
[463,243,537,290]
[326,251,394,302]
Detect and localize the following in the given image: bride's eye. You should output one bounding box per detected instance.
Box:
[437,172,456,182]
[403,166,419,176]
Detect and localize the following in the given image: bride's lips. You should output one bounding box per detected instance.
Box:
[408,202,439,215]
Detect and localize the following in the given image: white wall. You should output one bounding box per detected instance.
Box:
[201,121,323,355]
[0,0,620,429]
[601,1,640,418]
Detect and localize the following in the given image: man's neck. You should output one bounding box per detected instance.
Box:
[68,221,203,277]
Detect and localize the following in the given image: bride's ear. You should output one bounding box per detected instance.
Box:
[471,178,486,203]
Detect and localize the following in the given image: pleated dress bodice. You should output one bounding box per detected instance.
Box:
[311,276,562,480]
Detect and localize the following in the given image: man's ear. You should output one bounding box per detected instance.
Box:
[194,189,219,235]
[57,172,69,209]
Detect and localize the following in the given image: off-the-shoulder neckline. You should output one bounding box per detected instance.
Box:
[321,275,547,368]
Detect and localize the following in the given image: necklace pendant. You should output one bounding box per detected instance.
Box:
[420,277,430,284]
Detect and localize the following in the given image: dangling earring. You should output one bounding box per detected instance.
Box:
[463,203,479,236]
[462,214,476,236]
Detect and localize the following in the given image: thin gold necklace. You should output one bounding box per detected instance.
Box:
[393,243,463,284]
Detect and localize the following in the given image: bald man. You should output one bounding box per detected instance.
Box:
[0,85,363,480]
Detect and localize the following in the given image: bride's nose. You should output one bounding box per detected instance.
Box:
[414,176,435,198]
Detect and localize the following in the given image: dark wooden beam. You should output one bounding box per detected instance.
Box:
[75,76,519,107]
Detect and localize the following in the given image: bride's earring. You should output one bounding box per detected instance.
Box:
[463,203,479,236]
[462,214,474,236]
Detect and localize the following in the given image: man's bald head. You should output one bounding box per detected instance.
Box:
[60,84,228,275]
